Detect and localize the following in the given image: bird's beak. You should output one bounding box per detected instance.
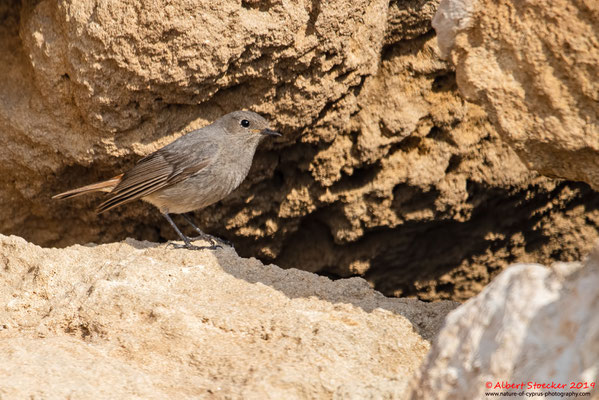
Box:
[260,128,281,137]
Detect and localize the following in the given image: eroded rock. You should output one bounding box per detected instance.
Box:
[410,246,599,399]
[0,234,457,398]
[433,0,599,188]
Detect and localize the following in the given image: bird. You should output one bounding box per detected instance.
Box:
[53,110,281,250]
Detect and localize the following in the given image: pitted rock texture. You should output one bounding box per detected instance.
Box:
[0,234,457,399]
[433,0,599,188]
[410,246,599,399]
[2,0,599,301]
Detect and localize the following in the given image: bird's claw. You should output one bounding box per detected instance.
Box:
[166,241,221,251]
[190,235,232,248]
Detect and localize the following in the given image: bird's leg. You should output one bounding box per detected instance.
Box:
[162,213,220,251]
[181,213,232,247]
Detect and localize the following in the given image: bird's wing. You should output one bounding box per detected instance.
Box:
[96,140,218,214]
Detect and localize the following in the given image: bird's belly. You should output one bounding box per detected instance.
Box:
[143,167,246,214]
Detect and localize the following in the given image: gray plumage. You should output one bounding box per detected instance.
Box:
[53,110,280,250]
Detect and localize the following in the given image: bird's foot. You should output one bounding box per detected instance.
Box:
[190,234,232,248]
[167,241,221,251]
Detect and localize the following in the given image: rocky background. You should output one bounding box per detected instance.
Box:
[2,0,598,398]
[2,0,598,302]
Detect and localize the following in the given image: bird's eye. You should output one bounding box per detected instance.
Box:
[240,119,250,128]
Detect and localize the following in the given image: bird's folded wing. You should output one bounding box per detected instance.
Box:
[96,144,216,214]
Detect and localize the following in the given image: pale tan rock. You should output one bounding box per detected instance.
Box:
[0,337,166,399]
[410,246,599,399]
[21,0,388,133]
[433,0,599,188]
[0,234,457,399]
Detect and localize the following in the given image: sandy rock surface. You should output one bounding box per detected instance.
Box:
[2,0,599,302]
[434,0,599,188]
[410,246,599,399]
[0,234,457,399]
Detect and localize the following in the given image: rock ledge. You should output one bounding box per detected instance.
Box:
[0,234,456,399]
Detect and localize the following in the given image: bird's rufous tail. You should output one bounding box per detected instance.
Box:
[52,174,124,200]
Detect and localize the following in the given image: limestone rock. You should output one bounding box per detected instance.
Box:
[433,0,599,188]
[385,0,440,44]
[2,0,599,301]
[0,234,457,399]
[410,246,599,399]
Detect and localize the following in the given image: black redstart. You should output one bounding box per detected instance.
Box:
[53,110,280,250]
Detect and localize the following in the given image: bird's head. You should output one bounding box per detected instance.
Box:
[218,110,281,143]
